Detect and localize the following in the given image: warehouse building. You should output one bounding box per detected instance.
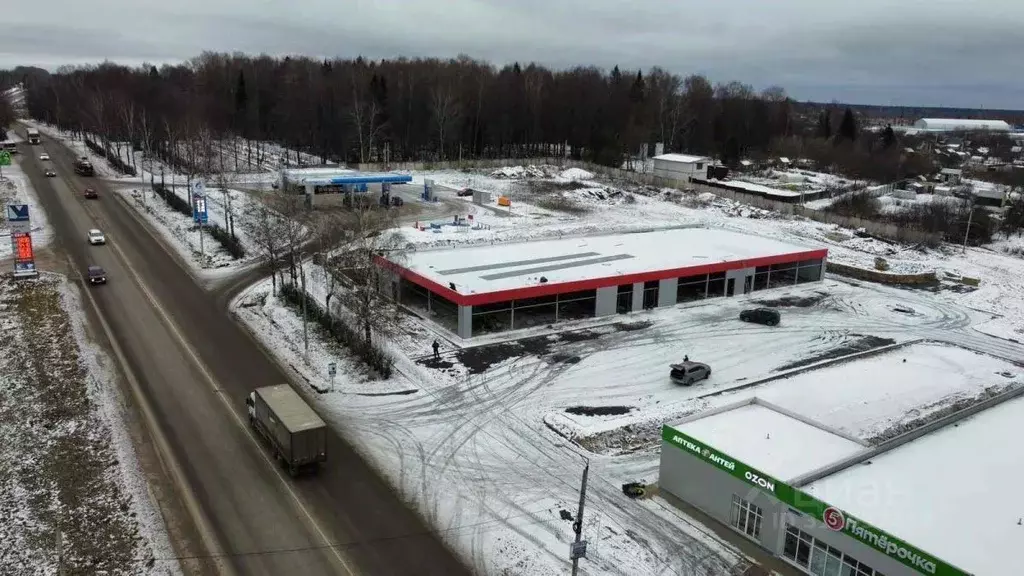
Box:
[912,118,1011,132]
[379,228,826,338]
[652,153,712,181]
[658,392,1022,576]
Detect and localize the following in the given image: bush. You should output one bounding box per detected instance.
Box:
[152,184,191,216]
[84,136,138,176]
[208,223,246,258]
[279,283,395,378]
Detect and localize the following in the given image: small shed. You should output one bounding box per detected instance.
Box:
[939,168,963,185]
[652,153,710,182]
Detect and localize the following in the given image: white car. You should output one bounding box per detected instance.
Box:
[87,229,106,245]
[39,152,50,161]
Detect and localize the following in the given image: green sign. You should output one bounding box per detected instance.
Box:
[662,425,972,576]
[0,151,11,166]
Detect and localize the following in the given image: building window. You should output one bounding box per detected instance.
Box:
[616,284,633,314]
[676,274,708,303]
[783,525,886,576]
[706,272,726,298]
[797,258,823,283]
[753,265,770,291]
[643,280,659,309]
[783,525,813,567]
[556,290,596,321]
[730,496,763,540]
[768,261,798,288]
[810,540,844,576]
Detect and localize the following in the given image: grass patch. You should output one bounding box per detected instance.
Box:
[0,277,153,574]
[534,194,591,214]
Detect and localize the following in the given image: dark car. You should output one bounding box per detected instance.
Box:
[739,307,781,326]
[84,187,98,199]
[87,265,107,285]
[457,187,474,197]
[44,168,57,177]
[669,361,711,386]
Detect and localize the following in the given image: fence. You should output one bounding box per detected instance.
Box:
[825,261,937,285]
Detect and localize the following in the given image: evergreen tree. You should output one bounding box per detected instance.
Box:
[881,124,896,148]
[838,108,858,142]
[817,110,832,139]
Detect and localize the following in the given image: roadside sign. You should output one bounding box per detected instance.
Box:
[328,362,337,377]
[0,150,11,166]
[11,232,37,278]
[6,204,31,236]
[192,194,208,225]
[569,540,587,560]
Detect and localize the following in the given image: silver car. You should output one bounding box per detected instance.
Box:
[670,361,712,386]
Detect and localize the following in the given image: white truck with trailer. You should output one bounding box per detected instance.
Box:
[246,384,327,476]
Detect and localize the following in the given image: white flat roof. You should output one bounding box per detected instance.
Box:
[804,393,1024,576]
[653,153,708,164]
[749,342,1020,442]
[671,403,864,481]
[397,228,821,296]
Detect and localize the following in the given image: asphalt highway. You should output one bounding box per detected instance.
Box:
[21,135,470,576]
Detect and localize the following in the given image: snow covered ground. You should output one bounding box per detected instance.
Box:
[230,162,1024,575]
[0,274,178,576]
[114,184,260,278]
[0,154,53,259]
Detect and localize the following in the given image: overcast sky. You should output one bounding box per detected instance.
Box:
[3,0,1023,109]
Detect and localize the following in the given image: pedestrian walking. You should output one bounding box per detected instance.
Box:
[432,339,441,360]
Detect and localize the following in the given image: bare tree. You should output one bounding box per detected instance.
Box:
[240,195,289,294]
[330,206,405,346]
[431,82,460,160]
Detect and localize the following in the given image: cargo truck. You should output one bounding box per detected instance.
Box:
[26,127,40,145]
[246,384,327,476]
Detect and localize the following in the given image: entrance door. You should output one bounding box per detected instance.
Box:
[616,284,633,314]
[725,267,756,298]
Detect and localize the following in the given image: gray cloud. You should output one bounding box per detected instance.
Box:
[2,0,1023,108]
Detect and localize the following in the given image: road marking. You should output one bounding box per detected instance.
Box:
[67,255,237,576]
[96,197,359,576]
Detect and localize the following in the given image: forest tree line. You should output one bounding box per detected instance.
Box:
[0,52,970,184]
[12,53,808,169]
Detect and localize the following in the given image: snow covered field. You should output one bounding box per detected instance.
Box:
[0,155,53,259]
[227,162,1024,575]
[0,275,178,576]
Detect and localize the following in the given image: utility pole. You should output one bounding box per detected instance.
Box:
[300,264,309,358]
[962,198,974,255]
[570,463,590,576]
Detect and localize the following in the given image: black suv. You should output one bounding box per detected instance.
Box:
[87,265,107,285]
[739,307,780,326]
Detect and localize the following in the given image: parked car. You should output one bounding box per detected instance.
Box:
[87,265,107,284]
[39,152,50,161]
[739,307,781,326]
[84,187,98,199]
[44,168,56,177]
[87,229,106,245]
[457,187,474,197]
[669,361,711,386]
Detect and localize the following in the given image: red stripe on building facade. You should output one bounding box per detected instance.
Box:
[376,248,828,307]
